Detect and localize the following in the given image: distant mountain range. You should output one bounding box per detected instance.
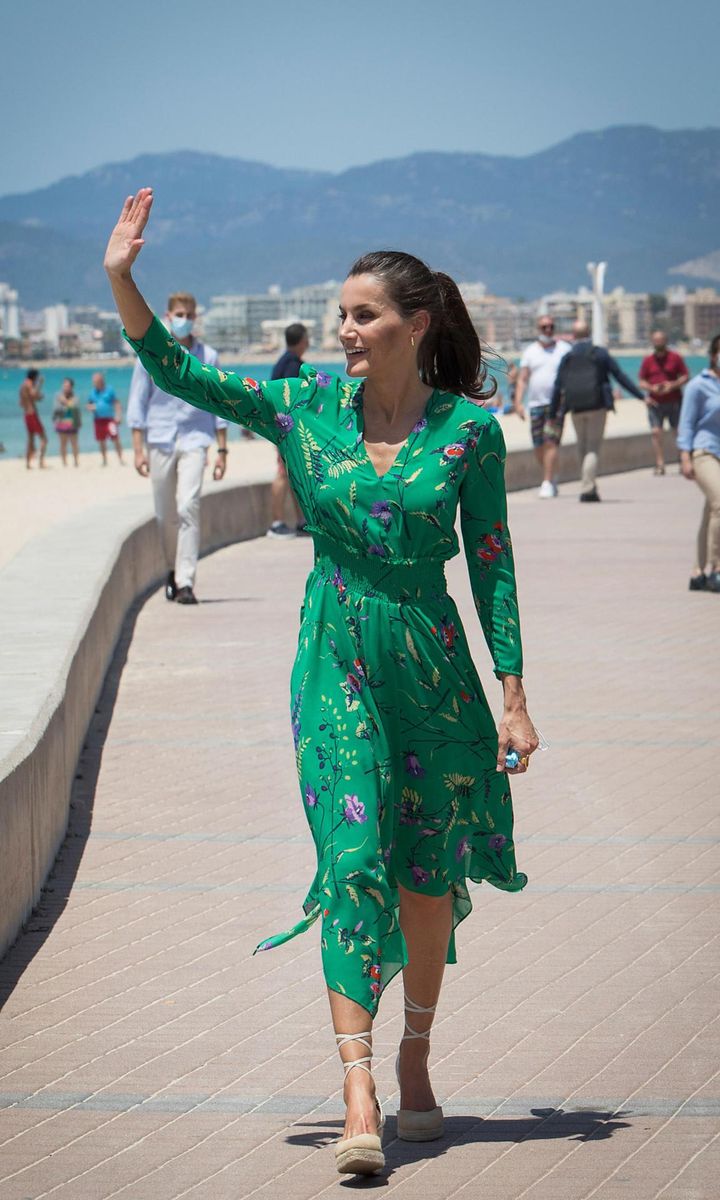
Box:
[1,126,718,309]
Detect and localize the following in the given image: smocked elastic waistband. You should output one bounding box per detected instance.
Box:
[311,533,448,603]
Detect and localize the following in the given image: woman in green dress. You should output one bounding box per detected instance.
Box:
[104,188,540,1177]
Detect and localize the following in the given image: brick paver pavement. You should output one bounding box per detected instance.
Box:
[1,468,718,1200]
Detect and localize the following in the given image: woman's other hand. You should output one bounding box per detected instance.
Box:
[104,188,153,278]
[680,451,695,481]
[496,675,539,774]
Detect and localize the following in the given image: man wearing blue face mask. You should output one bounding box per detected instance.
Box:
[127,291,229,604]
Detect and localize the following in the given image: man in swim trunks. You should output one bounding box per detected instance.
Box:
[19,369,48,469]
[87,372,124,465]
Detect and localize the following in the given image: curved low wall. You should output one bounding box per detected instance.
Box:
[0,425,671,959]
[0,481,271,958]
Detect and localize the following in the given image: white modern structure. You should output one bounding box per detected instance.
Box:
[0,282,21,342]
[587,261,607,346]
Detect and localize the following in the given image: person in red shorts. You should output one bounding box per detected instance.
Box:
[19,369,48,469]
[639,331,689,475]
[86,372,124,465]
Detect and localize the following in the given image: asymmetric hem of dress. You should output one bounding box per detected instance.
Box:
[125,317,529,1017]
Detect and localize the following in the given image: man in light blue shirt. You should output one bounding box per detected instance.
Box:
[677,335,720,592]
[127,291,228,604]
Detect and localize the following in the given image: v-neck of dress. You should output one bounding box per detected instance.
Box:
[353,382,438,482]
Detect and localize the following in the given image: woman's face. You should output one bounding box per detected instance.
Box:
[338,273,421,380]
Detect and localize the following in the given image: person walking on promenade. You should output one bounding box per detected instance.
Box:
[514,316,571,498]
[19,369,48,469]
[87,372,124,465]
[105,188,540,1178]
[266,322,309,539]
[52,376,81,466]
[127,291,229,605]
[639,331,689,475]
[549,320,645,502]
[677,334,720,593]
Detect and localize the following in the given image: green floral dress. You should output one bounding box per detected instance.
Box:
[126,317,528,1016]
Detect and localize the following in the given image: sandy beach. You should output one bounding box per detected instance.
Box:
[0,437,279,571]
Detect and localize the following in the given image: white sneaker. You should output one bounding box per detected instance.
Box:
[266,521,296,539]
[538,480,557,499]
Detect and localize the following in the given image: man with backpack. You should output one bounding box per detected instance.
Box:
[549,320,645,502]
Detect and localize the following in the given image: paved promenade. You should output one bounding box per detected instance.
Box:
[1,468,718,1199]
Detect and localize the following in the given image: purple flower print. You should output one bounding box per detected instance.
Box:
[488,834,507,851]
[411,865,430,886]
[291,717,301,749]
[343,794,367,824]
[275,412,294,434]
[411,416,427,434]
[455,836,471,862]
[346,672,363,693]
[370,500,393,527]
[315,371,332,387]
[305,784,318,808]
[368,544,386,557]
[257,940,273,951]
[404,751,426,778]
[399,796,421,826]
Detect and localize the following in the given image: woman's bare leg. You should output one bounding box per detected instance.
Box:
[327,989,379,1141]
[397,885,453,1111]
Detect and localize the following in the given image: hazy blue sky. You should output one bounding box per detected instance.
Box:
[2,0,717,195]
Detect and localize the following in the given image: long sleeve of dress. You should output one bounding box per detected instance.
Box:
[123,315,304,444]
[459,415,523,678]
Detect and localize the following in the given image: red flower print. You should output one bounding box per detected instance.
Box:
[444,443,465,458]
[439,621,456,650]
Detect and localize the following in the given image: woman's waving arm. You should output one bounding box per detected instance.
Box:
[104,188,155,339]
[103,188,305,441]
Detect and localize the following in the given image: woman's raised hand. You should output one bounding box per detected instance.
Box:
[104,188,154,278]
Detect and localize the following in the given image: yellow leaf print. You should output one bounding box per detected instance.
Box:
[405,628,421,665]
[346,885,360,907]
[283,379,291,407]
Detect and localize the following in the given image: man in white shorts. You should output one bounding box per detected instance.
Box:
[515,316,572,497]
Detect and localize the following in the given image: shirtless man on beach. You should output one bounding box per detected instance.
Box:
[19,369,48,469]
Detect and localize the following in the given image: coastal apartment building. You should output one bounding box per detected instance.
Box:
[203,283,341,353]
[682,288,720,341]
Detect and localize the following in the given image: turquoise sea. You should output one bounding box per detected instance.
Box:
[0,354,707,460]
[0,359,345,460]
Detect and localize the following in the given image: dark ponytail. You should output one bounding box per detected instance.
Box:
[348,250,496,401]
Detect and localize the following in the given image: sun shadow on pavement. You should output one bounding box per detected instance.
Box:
[286,1106,632,1184]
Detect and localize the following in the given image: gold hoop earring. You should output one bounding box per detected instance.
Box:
[411,335,416,348]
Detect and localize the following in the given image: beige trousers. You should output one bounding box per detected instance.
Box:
[571,409,607,495]
[692,450,720,572]
[149,446,206,588]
